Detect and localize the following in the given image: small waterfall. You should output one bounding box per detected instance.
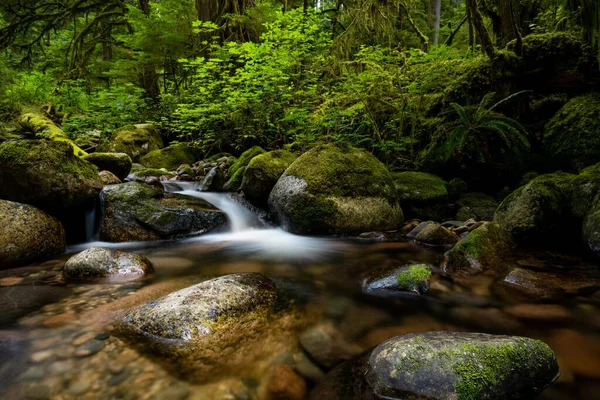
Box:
[84,200,99,242]
[198,166,219,191]
[163,182,259,232]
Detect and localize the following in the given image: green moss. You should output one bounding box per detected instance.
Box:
[140,143,198,170]
[544,93,600,169]
[287,143,398,204]
[456,193,498,209]
[223,166,246,192]
[391,171,448,220]
[228,146,266,177]
[241,150,297,203]
[19,112,87,156]
[133,168,173,178]
[98,124,164,161]
[572,163,600,218]
[397,264,432,291]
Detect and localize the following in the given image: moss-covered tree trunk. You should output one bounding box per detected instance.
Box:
[466,0,496,59]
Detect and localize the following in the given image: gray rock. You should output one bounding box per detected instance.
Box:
[414,222,458,247]
[367,332,559,400]
[299,323,360,369]
[500,268,600,301]
[63,247,153,279]
[83,152,132,180]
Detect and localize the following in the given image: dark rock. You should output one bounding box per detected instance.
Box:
[500,268,600,301]
[455,192,498,221]
[241,150,297,206]
[392,172,449,220]
[83,152,132,180]
[98,170,121,185]
[0,200,66,268]
[63,247,153,279]
[367,332,559,400]
[299,323,361,369]
[98,124,163,162]
[414,222,458,247]
[140,143,199,170]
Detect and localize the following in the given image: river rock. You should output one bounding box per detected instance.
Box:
[269,143,403,235]
[299,323,361,369]
[392,172,449,220]
[363,264,432,296]
[500,268,600,301]
[414,222,458,247]
[223,146,266,192]
[367,332,559,400]
[494,172,575,243]
[0,140,103,212]
[0,200,66,268]
[140,143,199,170]
[99,170,121,185]
[241,150,297,206]
[455,192,498,221]
[98,124,164,162]
[83,152,132,180]
[63,247,153,279]
[443,222,514,275]
[98,182,226,242]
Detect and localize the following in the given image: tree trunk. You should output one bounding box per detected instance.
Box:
[467,4,474,49]
[498,0,518,46]
[466,0,496,59]
[432,0,442,46]
[140,64,160,101]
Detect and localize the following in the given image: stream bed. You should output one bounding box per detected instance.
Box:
[1,188,600,399]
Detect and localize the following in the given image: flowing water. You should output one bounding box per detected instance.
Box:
[1,187,600,399]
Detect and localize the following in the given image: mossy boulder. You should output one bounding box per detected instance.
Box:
[223,167,246,192]
[443,222,514,275]
[98,124,163,162]
[397,264,432,293]
[363,264,432,296]
[98,170,121,185]
[99,182,226,242]
[583,200,600,258]
[139,143,199,170]
[268,143,403,235]
[63,247,153,279]
[0,200,66,268]
[241,150,298,205]
[0,140,103,212]
[392,172,448,221]
[414,222,458,247]
[494,172,575,243]
[228,146,266,177]
[543,94,600,170]
[367,332,558,400]
[455,192,499,221]
[571,162,600,219]
[18,112,87,156]
[83,152,132,180]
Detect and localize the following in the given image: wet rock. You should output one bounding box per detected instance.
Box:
[582,200,600,258]
[74,339,105,357]
[140,143,199,170]
[269,143,403,235]
[83,152,132,180]
[224,147,266,192]
[241,150,297,206]
[443,222,514,275]
[299,323,361,369]
[414,222,458,247]
[494,172,575,243]
[367,332,559,400]
[363,264,431,296]
[98,170,121,185]
[125,168,175,185]
[504,304,571,322]
[406,221,432,239]
[98,182,226,242]
[63,247,153,279]
[455,192,498,221]
[0,200,66,268]
[392,172,449,220]
[447,178,467,201]
[98,124,163,162]
[260,364,306,400]
[198,166,226,191]
[0,140,103,212]
[500,268,600,301]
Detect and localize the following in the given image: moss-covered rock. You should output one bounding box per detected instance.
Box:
[362,264,432,296]
[98,124,163,162]
[583,199,600,258]
[223,166,246,192]
[367,332,559,400]
[139,143,198,170]
[228,146,266,177]
[456,192,499,221]
[268,143,403,235]
[397,264,432,293]
[98,170,121,185]
[543,94,600,170]
[447,178,468,201]
[494,172,575,243]
[83,152,132,180]
[571,162,600,219]
[443,222,514,275]
[63,247,153,279]
[99,182,226,242]
[0,200,66,268]
[415,222,458,247]
[0,140,103,212]
[392,172,449,220]
[18,112,87,156]
[241,150,298,205]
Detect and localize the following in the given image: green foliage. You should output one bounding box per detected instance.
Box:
[440,92,530,163]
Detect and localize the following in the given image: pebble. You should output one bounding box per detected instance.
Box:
[30,349,53,363]
[75,339,105,357]
[19,383,51,399]
[68,380,92,396]
[0,277,24,286]
[154,385,190,400]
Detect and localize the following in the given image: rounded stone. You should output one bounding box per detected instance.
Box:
[63,247,153,279]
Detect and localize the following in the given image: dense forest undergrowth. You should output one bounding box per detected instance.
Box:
[1,0,599,194]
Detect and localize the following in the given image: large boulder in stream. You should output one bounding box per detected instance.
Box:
[223,146,266,192]
[494,172,575,243]
[98,182,226,242]
[139,143,199,170]
[0,200,66,268]
[0,140,103,212]
[63,247,153,279]
[366,332,559,400]
[118,273,301,381]
[269,143,403,235]
[83,152,132,180]
[391,172,449,220]
[241,150,298,205]
[97,124,163,162]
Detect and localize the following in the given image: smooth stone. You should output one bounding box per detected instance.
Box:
[63,247,153,279]
[75,339,105,357]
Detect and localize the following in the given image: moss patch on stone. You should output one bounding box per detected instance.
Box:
[140,143,198,170]
[19,112,87,156]
[228,146,266,177]
[241,150,297,204]
[397,264,432,292]
[392,171,448,220]
[98,124,163,161]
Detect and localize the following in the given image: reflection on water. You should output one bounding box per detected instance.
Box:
[1,190,600,399]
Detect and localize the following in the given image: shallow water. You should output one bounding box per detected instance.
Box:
[1,190,600,399]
